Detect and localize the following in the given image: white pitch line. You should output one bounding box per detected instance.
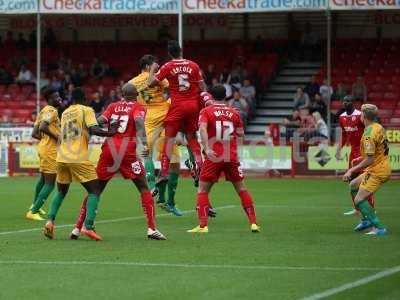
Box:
[300,265,400,300]
[0,205,236,236]
[0,260,385,272]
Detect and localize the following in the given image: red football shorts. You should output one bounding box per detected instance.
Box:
[164,101,199,136]
[349,148,361,168]
[200,159,244,183]
[96,145,145,181]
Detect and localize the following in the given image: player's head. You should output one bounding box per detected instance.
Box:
[361,104,378,124]
[210,84,226,102]
[122,82,138,102]
[71,87,87,105]
[139,54,156,72]
[342,95,354,112]
[43,87,61,107]
[167,40,182,59]
[200,91,214,107]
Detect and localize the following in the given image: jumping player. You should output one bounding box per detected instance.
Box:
[43,87,118,241]
[129,54,182,216]
[70,83,166,240]
[343,104,391,236]
[336,96,375,215]
[187,85,260,233]
[148,40,206,185]
[26,88,62,221]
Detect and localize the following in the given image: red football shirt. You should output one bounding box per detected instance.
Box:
[199,103,243,162]
[102,100,146,153]
[338,109,364,153]
[155,59,203,105]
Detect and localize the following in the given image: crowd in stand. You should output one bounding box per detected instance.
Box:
[282,75,368,143]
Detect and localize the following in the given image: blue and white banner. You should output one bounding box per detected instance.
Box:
[0,0,36,13]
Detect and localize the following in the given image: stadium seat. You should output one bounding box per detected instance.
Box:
[390,117,400,125]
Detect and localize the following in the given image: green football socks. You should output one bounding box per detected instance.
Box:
[145,158,156,191]
[32,176,45,204]
[85,193,100,230]
[31,184,54,213]
[167,172,179,206]
[48,192,66,221]
[356,200,384,229]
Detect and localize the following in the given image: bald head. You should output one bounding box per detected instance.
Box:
[122,82,138,101]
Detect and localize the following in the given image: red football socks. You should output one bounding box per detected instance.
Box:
[197,192,210,228]
[141,191,156,230]
[239,190,257,224]
[187,137,203,170]
[75,196,88,230]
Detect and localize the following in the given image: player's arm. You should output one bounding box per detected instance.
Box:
[199,122,212,157]
[31,124,41,140]
[147,62,161,88]
[96,116,108,126]
[335,123,347,159]
[88,124,118,137]
[39,120,59,141]
[343,136,375,181]
[135,115,149,157]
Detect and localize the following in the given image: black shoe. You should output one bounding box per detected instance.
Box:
[208,207,217,218]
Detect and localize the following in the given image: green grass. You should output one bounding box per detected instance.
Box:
[0,177,399,300]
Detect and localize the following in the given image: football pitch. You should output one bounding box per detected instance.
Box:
[0,177,399,300]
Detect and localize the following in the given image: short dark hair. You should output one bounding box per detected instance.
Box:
[139,54,156,71]
[210,84,226,101]
[72,87,86,104]
[43,87,57,102]
[168,40,181,58]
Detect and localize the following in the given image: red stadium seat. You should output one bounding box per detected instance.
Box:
[368,92,383,102]
[383,92,398,101]
[393,109,400,117]
[378,109,392,118]
[390,118,400,125]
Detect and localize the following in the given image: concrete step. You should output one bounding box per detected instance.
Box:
[269,85,300,92]
[275,76,311,84]
[280,69,318,76]
[263,93,293,100]
[244,134,265,141]
[286,62,322,69]
[250,116,288,125]
[255,109,292,116]
[258,101,293,108]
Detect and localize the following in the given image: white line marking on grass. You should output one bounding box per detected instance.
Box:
[256,204,398,210]
[0,205,236,236]
[0,260,385,272]
[300,265,400,300]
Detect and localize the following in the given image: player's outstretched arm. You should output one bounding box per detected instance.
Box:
[96,116,108,126]
[39,121,59,141]
[32,124,41,140]
[134,116,149,157]
[343,155,374,182]
[88,124,118,137]
[147,62,160,88]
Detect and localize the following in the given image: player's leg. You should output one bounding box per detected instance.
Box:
[351,173,387,236]
[43,182,70,239]
[29,173,56,216]
[187,180,214,233]
[145,126,161,197]
[343,152,358,216]
[70,179,109,240]
[131,177,166,240]
[80,179,103,241]
[232,181,260,232]
[31,173,44,206]
[166,162,182,216]
[26,173,46,220]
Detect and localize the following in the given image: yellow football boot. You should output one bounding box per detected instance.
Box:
[26,211,45,221]
[251,224,261,233]
[187,226,209,233]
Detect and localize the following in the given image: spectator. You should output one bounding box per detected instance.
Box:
[240,78,257,115]
[305,111,329,143]
[319,79,333,103]
[116,85,122,99]
[26,111,37,126]
[230,63,247,83]
[90,92,105,116]
[63,83,74,106]
[211,78,219,87]
[90,58,107,79]
[65,59,73,74]
[297,108,316,137]
[49,75,62,92]
[352,76,367,102]
[304,75,320,99]
[97,85,106,101]
[0,65,13,84]
[204,64,216,87]
[332,83,347,101]
[39,71,50,89]
[16,33,28,51]
[70,68,82,87]
[16,65,35,84]
[63,74,73,90]
[222,80,233,100]
[294,87,310,110]
[283,110,301,127]
[229,91,248,124]
[219,66,231,84]
[310,93,327,120]
[107,89,119,105]
[77,63,88,81]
